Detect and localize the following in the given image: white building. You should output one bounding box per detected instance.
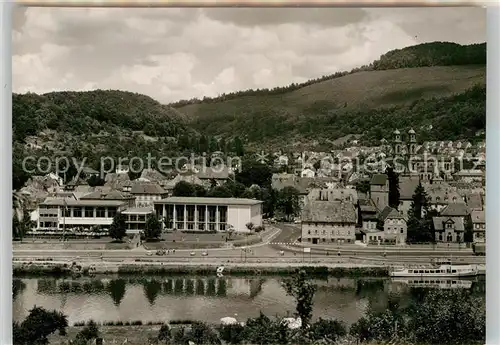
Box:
[131,183,168,207]
[301,168,316,178]
[36,198,127,231]
[154,197,263,232]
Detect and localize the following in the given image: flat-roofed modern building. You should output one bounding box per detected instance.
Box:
[37,198,127,231]
[154,197,263,232]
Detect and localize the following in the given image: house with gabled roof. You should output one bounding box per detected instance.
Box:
[301,200,357,245]
[361,206,407,245]
[469,210,485,243]
[433,216,465,243]
[369,173,389,211]
[131,183,168,207]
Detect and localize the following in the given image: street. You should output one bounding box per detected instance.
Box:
[12,224,485,266]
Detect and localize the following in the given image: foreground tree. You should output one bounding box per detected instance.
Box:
[108,213,127,241]
[144,214,162,241]
[283,269,317,330]
[14,306,68,345]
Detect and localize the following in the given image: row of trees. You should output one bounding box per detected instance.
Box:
[13,269,485,345]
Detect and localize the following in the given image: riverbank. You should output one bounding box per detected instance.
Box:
[13,260,390,277]
[46,325,370,345]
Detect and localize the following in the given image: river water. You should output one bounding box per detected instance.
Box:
[13,275,485,326]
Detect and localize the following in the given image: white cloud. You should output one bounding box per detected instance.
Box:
[12,7,486,103]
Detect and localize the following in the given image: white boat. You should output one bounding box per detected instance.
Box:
[216,266,225,274]
[390,263,479,278]
[392,277,473,289]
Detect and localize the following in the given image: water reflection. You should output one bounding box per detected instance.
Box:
[13,275,484,326]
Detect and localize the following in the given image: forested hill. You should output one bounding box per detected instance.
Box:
[172,42,486,149]
[371,42,486,70]
[170,42,486,108]
[13,90,189,143]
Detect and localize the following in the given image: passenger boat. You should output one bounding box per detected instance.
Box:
[390,260,479,278]
[392,277,473,289]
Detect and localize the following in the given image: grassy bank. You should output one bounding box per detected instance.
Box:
[13,261,389,278]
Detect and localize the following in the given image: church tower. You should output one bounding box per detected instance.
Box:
[393,129,402,155]
[408,128,417,155]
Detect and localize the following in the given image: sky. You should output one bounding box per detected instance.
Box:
[12,6,486,104]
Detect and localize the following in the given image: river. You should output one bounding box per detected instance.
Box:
[12,275,485,326]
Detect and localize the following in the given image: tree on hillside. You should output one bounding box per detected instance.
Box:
[109,213,127,241]
[173,181,196,197]
[283,269,317,330]
[407,183,434,243]
[87,175,105,187]
[232,136,244,156]
[385,166,400,209]
[223,181,246,198]
[194,184,208,197]
[236,159,272,187]
[144,214,162,241]
[276,187,301,221]
[207,185,233,198]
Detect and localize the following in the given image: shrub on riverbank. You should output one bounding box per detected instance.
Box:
[13,261,389,278]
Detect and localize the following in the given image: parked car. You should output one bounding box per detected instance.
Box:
[202,251,208,256]
[190,251,196,256]
[146,251,153,256]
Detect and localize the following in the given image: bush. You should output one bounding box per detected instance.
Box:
[218,323,245,344]
[77,319,99,340]
[254,226,265,233]
[157,324,171,343]
[185,322,221,345]
[308,318,347,342]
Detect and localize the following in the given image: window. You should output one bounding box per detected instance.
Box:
[198,223,205,230]
[73,207,82,217]
[108,208,117,219]
[446,223,453,229]
[307,230,311,234]
[400,228,404,233]
[96,207,106,218]
[85,208,94,218]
